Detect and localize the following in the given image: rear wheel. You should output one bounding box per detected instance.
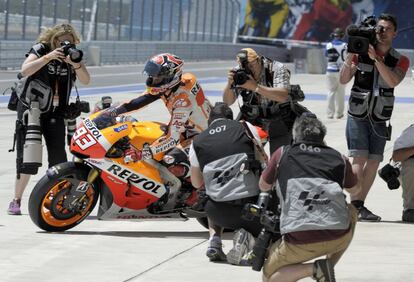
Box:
[29,163,99,232]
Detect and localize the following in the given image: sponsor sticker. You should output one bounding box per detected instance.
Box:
[114,124,128,132]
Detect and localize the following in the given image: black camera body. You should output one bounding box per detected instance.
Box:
[288,84,305,102]
[347,16,378,54]
[60,40,83,63]
[233,69,250,86]
[242,192,280,271]
[378,163,401,190]
[232,50,253,86]
[63,100,90,120]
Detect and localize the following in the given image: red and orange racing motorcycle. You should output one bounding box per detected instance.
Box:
[28,112,206,232]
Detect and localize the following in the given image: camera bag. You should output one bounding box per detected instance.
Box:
[15,76,53,113]
[7,85,19,111]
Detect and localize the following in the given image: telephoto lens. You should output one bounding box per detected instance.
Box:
[22,101,43,174]
[251,230,273,271]
[257,192,270,209]
[60,41,83,63]
[65,118,77,146]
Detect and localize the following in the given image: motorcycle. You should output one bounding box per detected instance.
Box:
[28,111,207,232]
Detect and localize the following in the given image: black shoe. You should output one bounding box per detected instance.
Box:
[402,209,414,223]
[313,259,336,282]
[206,247,227,262]
[206,240,226,262]
[357,206,381,222]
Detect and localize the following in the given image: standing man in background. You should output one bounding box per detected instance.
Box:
[325,27,347,119]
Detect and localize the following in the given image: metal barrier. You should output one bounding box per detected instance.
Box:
[0,0,240,43]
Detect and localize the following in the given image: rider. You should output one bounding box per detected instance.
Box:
[102,53,212,180]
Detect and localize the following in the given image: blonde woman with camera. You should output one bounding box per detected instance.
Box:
[7,23,90,215]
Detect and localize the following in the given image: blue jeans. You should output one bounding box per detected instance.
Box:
[346,115,387,161]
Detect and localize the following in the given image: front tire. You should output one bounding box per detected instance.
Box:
[29,162,99,232]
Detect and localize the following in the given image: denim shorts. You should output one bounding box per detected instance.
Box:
[345,115,387,161]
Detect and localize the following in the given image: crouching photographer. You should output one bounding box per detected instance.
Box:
[189,103,267,264]
[380,124,414,222]
[7,23,90,215]
[223,48,309,154]
[259,113,358,282]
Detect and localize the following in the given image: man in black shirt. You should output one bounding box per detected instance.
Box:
[189,103,266,264]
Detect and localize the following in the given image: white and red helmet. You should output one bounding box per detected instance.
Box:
[143,53,184,95]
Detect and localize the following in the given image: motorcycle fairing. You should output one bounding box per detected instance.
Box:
[98,202,187,221]
[87,157,167,210]
[71,118,114,158]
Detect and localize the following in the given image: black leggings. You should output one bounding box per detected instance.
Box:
[41,115,67,167]
[205,199,263,237]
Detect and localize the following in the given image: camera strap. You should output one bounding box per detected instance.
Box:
[74,84,81,103]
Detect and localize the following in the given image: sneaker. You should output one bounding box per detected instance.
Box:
[327,115,334,119]
[336,114,344,119]
[7,199,21,215]
[206,240,226,262]
[357,205,381,222]
[402,209,414,223]
[227,228,254,265]
[313,259,336,282]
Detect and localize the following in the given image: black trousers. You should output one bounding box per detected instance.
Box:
[268,117,293,155]
[240,114,294,155]
[41,114,67,167]
[205,199,263,237]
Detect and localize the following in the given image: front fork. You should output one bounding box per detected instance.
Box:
[64,168,100,211]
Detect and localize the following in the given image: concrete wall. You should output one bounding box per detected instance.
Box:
[1,40,411,75]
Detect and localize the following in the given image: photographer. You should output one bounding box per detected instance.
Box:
[92,96,119,113]
[223,48,308,154]
[340,13,410,221]
[259,114,358,282]
[391,124,414,223]
[189,103,266,264]
[7,23,90,215]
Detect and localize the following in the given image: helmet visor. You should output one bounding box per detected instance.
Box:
[144,61,173,87]
[143,60,163,77]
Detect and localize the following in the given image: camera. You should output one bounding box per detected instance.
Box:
[378,162,401,190]
[288,84,305,102]
[101,96,113,109]
[65,118,77,146]
[63,100,90,120]
[60,40,83,63]
[233,69,250,86]
[347,16,380,54]
[232,50,252,86]
[242,192,280,271]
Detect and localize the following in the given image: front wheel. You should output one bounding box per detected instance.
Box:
[29,162,99,232]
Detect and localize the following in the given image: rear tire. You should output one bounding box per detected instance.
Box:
[29,162,99,232]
